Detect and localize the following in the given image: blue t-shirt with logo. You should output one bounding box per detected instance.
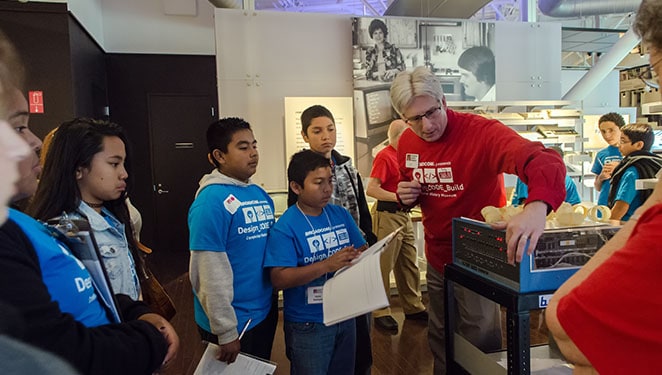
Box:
[512,175,581,205]
[8,209,111,327]
[591,145,623,205]
[188,184,275,333]
[264,204,366,323]
[613,166,641,221]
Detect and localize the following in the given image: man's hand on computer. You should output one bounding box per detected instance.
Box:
[492,201,547,264]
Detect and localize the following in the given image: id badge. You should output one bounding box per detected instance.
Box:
[405,153,419,169]
[306,286,324,304]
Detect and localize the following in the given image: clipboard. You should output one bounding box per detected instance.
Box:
[46,214,122,323]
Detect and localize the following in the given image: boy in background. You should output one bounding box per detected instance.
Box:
[512,146,581,206]
[265,149,366,374]
[188,117,277,363]
[608,123,662,221]
[300,104,376,374]
[592,113,625,205]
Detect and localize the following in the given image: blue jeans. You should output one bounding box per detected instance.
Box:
[284,320,356,375]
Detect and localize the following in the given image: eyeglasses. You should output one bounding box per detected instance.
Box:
[404,106,441,126]
[638,57,661,90]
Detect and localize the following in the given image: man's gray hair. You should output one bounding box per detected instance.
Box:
[390,66,444,117]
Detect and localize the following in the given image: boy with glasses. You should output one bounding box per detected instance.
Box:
[391,66,566,374]
[607,123,662,221]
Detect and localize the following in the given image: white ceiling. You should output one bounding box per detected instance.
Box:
[250,0,635,27]
[62,0,640,64]
[252,0,393,16]
[562,28,623,54]
[248,0,637,59]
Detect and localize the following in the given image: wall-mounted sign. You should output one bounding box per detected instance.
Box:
[28,91,44,114]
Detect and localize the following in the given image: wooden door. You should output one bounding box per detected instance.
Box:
[147,94,215,282]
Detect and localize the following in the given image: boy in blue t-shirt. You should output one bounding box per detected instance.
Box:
[512,175,581,206]
[188,117,277,363]
[265,150,367,375]
[591,113,625,205]
[300,104,377,375]
[512,146,581,206]
[608,123,662,221]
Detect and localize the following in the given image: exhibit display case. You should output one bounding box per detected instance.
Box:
[447,100,590,200]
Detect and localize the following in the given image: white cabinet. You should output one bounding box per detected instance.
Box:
[494,23,562,101]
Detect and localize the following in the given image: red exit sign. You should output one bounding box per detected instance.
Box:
[28,91,44,113]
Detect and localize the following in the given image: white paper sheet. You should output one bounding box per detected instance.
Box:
[193,343,277,375]
[322,227,402,326]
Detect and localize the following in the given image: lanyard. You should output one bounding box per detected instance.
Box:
[295,202,334,280]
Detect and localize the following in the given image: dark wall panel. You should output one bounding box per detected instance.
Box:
[69,17,107,119]
[0,2,74,139]
[106,54,217,246]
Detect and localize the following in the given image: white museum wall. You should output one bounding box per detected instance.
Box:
[561,69,620,108]
[32,0,216,54]
[215,9,354,189]
[215,11,568,188]
[100,0,216,54]
[63,0,106,46]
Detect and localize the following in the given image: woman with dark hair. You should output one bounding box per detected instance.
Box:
[365,18,405,81]
[30,118,141,300]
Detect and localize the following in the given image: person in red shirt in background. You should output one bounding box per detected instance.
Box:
[546,1,662,373]
[391,66,565,374]
[366,119,427,334]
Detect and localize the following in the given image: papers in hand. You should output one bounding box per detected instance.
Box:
[322,227,403,326]
[193,343,277,375]
[335,226,404,275]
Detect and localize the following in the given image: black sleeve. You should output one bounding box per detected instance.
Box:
[116,294,153,321]
[0,221,167,375]
[356,173,378,245]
